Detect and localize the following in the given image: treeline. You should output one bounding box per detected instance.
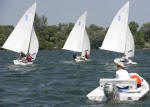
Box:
[0,13,150,50]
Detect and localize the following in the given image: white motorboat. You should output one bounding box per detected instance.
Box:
[87,73,149,102]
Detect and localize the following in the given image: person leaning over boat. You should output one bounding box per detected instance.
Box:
[18,52,28,63]
[115,62,131,88]
[18,52,26,60]
[18,53,33,63]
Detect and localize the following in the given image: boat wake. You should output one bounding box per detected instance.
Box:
[7,64,36,73]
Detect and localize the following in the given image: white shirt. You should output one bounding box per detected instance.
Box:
[116,69,131,80]
[115,69,131,88]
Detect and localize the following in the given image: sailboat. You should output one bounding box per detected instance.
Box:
[2,2,39,65]
[62,11,91,62]
[114,26,137,64]
[87,1,149,102]
[100,0,136,64]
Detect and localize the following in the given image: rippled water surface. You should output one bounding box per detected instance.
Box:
[0,50,150,107]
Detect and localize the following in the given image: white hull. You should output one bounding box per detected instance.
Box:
[114,58,137,65]
[75,56,88,62]
[87,73,149,102]
[13,60,33,65]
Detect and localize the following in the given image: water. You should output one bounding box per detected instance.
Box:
[0,49,150,107]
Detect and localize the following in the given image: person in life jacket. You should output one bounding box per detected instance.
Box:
[130,75,142,88]
[18,52,26,60]
[73,52,77,59]
[26,55,33,62]
[85,52,90,59]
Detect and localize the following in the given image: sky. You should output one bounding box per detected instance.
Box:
[0,0,150,27]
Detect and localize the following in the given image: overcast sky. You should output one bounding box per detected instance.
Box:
[0,0,150,27]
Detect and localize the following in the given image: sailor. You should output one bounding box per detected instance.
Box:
[18,52,26,60]
[26,55,33,62]
[85,52,90,59]
[121,54,128,62]
[73,52,77,59]
[115,62,131,89]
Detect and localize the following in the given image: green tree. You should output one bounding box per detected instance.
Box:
[0,34,7,46]
[87,24,105,49]
[34,13,48,31]
[134,30,145,49]
[141,22,150,42]
[0,18,149,50]
[129,21,139,35]
[0,26,14,47]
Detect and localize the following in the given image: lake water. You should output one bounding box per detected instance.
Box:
[0,49,150,107]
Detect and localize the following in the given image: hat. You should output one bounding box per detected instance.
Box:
[116,62,125,68]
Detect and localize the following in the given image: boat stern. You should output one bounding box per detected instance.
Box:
[86,86,107,102]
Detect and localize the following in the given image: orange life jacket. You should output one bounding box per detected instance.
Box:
[130,75,141,85]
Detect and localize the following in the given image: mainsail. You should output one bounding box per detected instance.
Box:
[100,1,129,53]
[62,11,87,52]
[2,2,37,55]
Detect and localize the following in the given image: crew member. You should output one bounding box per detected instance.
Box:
[73,52,77,59]
[26,55,33,62]
[115,62,131,89]
[85,52,90,59]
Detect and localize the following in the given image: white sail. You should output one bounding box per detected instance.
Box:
[100,1,129,53]
[81,30,90,56]
[125,26,134,58]
[28,27,39,60]
[2,2,36,55]
[62,11,87,52]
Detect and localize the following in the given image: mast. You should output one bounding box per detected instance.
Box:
[124,0,130,56]
[27,2,36,55]
[81,12,87,56]
[27,26,34,55]
[81,29,86,56]
[124,27,128,56]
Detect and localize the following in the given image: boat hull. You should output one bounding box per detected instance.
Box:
[114,58,137,65]
[13,60,33,65]
[75,56,88,62]
[87,73,149,102]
